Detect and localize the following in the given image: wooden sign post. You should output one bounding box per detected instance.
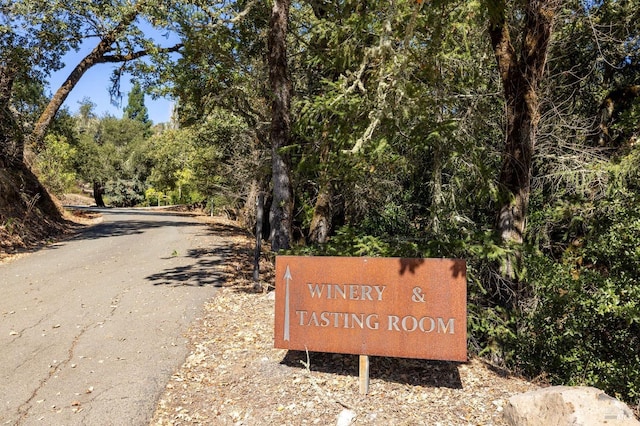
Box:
[274,256,467,393]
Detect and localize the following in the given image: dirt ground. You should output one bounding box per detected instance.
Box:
[149,216,543,426]
[0,194,100,262]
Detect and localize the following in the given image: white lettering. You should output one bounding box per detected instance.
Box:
[296,310,307,325]
[295,311,382,330]
[331,312,341,327]
[366,314,379,330]
[438,318,455,334]
[401,315,418,332]
[320,311,331,327]
[373,286,386,301]
[295,310,455,334]
[309,311,320,326]
[361,285,373,300]
[385,315,455,334]
[351,313,364,328]
[349,285,359,300]
[419,316,435,333]
[388,315,400,331]
[305,284,387,301]
[307,284,323,298]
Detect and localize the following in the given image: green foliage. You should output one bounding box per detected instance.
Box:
[292,225,421,258]
[290,0,500,248]
[72,113,152,206]
[610,97,640,146]
[517,147,640,403]
[1,0,83,79]
[144,107,260,213]
[33,134,77,196]
[144,187,165,206]
[519,254,640,401]
[104,179,146,207]
[148,128,197,193]
[124,82,152,136]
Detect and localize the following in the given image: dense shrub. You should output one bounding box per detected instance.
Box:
[33,135,77,196]
[105,179,146,207]
[517,182,640,404]
[519,254,640,402]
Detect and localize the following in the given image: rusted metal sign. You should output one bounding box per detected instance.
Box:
[274,256,467,362]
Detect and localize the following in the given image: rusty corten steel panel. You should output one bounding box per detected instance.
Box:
[274,256,467,362]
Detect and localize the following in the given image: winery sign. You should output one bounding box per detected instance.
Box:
[274,256,467,362]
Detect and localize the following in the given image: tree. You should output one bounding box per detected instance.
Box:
[28,3,182,148]
[147,127,197,198]
[485,0,560,281]
[268,0,293,251]
[289,1,500,248]
[33,134,77,196]
[2,0,184,156]
[167,0,272,227]
[298,0,369,244]
[74,112,150,207]
[1,0,72,220]
[124,81,152,136]
[1,0,186,228]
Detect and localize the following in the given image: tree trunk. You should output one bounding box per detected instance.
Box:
[240,138,268,230]
[0,64,24,166]
[1,64,61,222]
[488,0,558,278]
[268,0,293,252]
[309,185,332,244]
[253,191,264,286]
[93,181,106,207]
[242,179,259,229]
[309,135,333,244]
[594,85,640,147]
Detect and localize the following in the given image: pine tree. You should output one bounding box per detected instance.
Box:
[124,82,152,135]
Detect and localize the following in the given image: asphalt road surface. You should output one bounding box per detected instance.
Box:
[0,208,224,425]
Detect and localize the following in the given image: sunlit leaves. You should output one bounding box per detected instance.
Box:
[33,134,77,196]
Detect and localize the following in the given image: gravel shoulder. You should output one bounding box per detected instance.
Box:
[151,216,542,426]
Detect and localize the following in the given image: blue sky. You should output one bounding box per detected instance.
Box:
[47,27,178,125]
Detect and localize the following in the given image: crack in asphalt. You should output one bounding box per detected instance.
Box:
[13,342,56,372]
[7,308,55,344]
[14,287,131,425]
[15,323,90,425]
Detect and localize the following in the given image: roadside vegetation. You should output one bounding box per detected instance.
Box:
[1,0,639,409]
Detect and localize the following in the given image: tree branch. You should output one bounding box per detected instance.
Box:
[28,4,183,147]
[100,43,184,63]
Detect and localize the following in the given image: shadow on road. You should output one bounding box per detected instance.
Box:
[145,247,231,287]
[57,207,262,289]
[75,219,201,241]
[145,218,257,288]
[65,208,201,242]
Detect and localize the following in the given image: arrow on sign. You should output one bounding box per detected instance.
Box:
[284,265,292,341]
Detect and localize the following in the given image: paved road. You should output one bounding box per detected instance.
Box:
[0,208,224,425]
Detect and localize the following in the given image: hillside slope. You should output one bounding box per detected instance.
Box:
[0,165,67,259]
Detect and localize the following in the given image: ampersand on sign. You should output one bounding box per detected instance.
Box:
[411,287,426,303]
